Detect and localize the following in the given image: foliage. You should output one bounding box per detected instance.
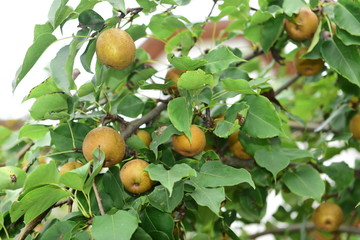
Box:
[1,0,360,239]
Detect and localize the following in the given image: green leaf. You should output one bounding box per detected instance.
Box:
[51,122,90,158]
[118,95,145,118]
[19,124,50,140]
[148,182,184,213]
[321,37,360,87]
[103,167,131,209]
[191,161,255,188]
[334,3,360,36]
[169,56,207,70]
[29,93,69,120]
[10,185,71,224]
[60,162,92,190]
[91,210,138,240]
[149,125,182,158]
[48,0,71,28]
[165,31,194,56]
[0,126,12,145]
[204,46,245,74]
[241,95,282,138]
[282,0,307,16]
[254,146,290,179]
[34,22,54,41]
[146,163,196,196]
[14,33,57,88]
[80,40,96,73]
[336,28,360,46]
[23,161,60,194]
[260,16,284,53]
[79,9,104,31]
[107,0,126,12]
[24,77,62,101]
[140,207,174,240]
[282,148,313,161]
[213,120,239,138]
[149,14,186,39]
[320,162,354,192]
[282,165,325,201]
[126,24,147,41]
[168,97,192,137]
[136,0,157,13]
[40,221,75,240]
[189,184,225,216]
[178,69,214,90]
[0,167,26,193]
[222,78,256,94]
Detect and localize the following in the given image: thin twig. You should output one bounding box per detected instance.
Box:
[92,181,105,215]
[16,143,34,160]
[85,98,108,112]
[274,74,301,96]
[122,100,169,139]
[249,223,360,239]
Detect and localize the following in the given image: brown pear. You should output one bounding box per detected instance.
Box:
[285,8,319,41]
[82,126,126,167]
[96,28,136,70]
[228,130,252,160]
[295,48,324,76]
[59,161,83,175]
[313,202,343,232]
[172,125,206,157]
[349,113,360,140]
[137,129,152,148]
[120,159,153,194]
[165,68,186,95]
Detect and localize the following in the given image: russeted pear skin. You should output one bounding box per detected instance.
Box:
[165,68,186,95]
[228,130,252,160]
[96,28,136,70]
[59,161,83,175]
[120,159,153,194]
[295,48,324,76]
[285,8,319,41]
[313,202,344,232]
[82,126,126,167]
[172,125,206,157]
[349,113,360,140]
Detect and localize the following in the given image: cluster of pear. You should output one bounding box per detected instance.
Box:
[284,8,324,76]
[59,126,154,194]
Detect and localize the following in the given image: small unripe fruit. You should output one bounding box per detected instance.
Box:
[120,159,153,194]
[96,28,136,70]
[82,126,126,167]
[172,125,206,157]
[285,8,319,41]
[313,202,343,232]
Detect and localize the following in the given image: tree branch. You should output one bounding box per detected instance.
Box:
[275,74,301,96]
[92,181,105,215]
[122,100,169,139]
[249,223,360,239]
[15,200,68,240]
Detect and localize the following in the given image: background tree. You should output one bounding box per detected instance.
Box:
[1,0,360,239]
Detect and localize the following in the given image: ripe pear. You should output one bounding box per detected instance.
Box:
[172,125,206,157]
[137,129,152,148]
[349,113,360,140]
[165,68,186,95]
[96,28,136,70]
[313,202,344,232]
[82,126,126,167]
[295,48,324,76]
[285,8,319,41]
[119,159,153,194]
[59,161,83,175]
[228,130,252,160]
